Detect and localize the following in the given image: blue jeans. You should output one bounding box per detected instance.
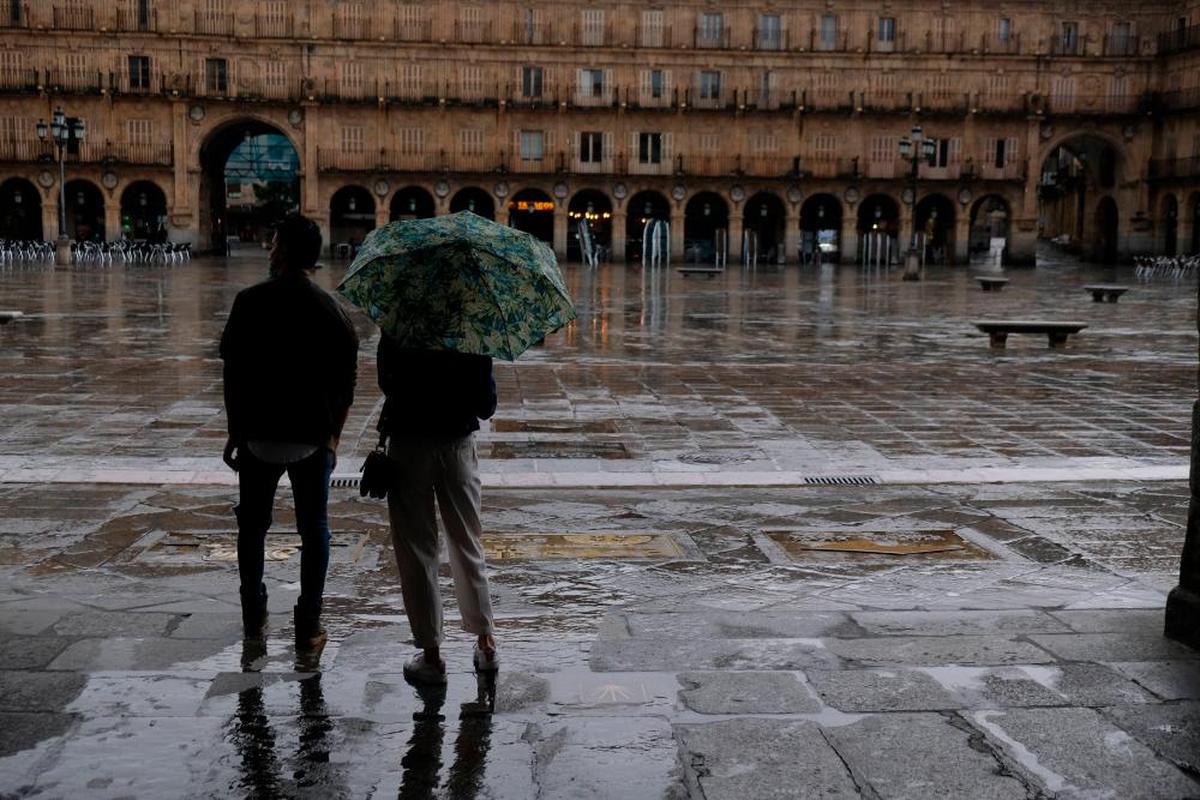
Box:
[235,448,334,613]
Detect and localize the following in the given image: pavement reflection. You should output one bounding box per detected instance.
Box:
[400,672,496,800]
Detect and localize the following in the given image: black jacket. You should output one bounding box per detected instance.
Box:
[376,336,496,439]
[220,273,359,447]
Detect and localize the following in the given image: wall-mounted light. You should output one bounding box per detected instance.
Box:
[703,203,711,217]
[12,191,21,205]
[76,191,85,205]
[643,202,652,215]
[759,204,768,217]
[139,192,147,208]
[408,197,417,212]
[467,199,476,211]
[348,196,357,212]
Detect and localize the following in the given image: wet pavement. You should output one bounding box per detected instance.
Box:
[1,250,1198,798]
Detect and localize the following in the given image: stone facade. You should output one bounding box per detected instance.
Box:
[0,0,1198,263]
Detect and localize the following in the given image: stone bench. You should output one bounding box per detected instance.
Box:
[0,311,23,325]
[1083,284,1129,303]
[975,276,1010,292]
[974,320,1088,350]
[677,267,725,277]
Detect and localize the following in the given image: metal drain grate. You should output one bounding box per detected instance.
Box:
[803,475,880,486]
[330,475,361,489]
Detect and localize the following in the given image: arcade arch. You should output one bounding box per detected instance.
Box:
[1037,133,1122,259]
[625,190,670,263]
[119,181,168,242]
[449,187,495,219]
[913,193,956,265]
[968,195,1012,265]
[0,177,43,240]
[390,186,435,222]
[508,188,555,244]
[1160,194,1179,256]
[567,189,612,262]
[329,185,376,252]
[65,179,104,242]
[857,194,900,264]
[743,191,786,264]
[1094,196,1119,263]
[799,193,842,264]
[684,191,729,265]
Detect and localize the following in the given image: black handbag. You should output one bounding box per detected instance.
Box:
[359,433,394,499]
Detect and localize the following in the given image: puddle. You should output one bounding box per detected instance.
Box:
[481,532,689,561]
[762,529,998,562]
[134,531,369,565]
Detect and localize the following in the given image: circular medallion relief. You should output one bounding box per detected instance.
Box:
[434,180,451,198]
[786,186,803,204]
[37,170,55,189]
[671,185,686,201]
[729,185,746,203]
[288,108,304,127]
[188,104,205,123]
[101,171,119,190]
[957,188,973,206]
[373,179,390,197]
[553,182,569,199]
[612,183,628,200]
[843,186,860,206]
[901,187,916,206]
[492,182,509,199]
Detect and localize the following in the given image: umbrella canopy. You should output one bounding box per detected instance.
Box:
[336,212,576,361]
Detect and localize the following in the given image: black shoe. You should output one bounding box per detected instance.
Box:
[240,584,269,639]
[293,603,328,653]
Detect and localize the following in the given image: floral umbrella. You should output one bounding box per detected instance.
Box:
[336,212,576,361]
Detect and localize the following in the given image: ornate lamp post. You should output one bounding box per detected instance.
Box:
[898,125,936,281]
[35,107,87,266]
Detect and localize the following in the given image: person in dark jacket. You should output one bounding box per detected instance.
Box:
[220,213,359,651]
[377,335,498,684]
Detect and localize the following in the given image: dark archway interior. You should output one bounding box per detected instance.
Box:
[1038,136,1119,255]
[120,181,168,242]
[625,190,670,263]
[744,192,786,263]
[567,189,612,262]
[857,195,899,235]
[330,185,376,253]
[65,179,104,242]
[390,186,435,221]
[1191,192,1200,255]
[449,187,495,220]
[0,177,43,240]
[508,189,554,244]
[1162,194,1179,256]
[800,193,842,263]
[913,193,956,264]
[199,120,299,254]
[969,195,1011,264]
[684,192,729,264]
[1094,196,1119,263]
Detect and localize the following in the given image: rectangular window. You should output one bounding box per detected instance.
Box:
[813,133,836,160]
[581,8,604,45]
[400,63,421,95]
[998,17,1011,43]
[522,8,539,44]
[64,52,87,84]
[698,70,721,99]
[399,128,423,155]
[340,62,363,93]
[205,57,227,93]
[9,0,21,25]
[749,132,777,154]
[994,138,1006,168]
[869,135,894,163]
[579,131,603,163]
[1110,22,1131,54]
[127,55,150,90]
[638,132,662,164]
[649,69,664,98]
[819,15,838,48]
[1060,21,1079,54]
[522,65,543,98]
[699,133,719,152]
[757,14,781,49]
[264,61,287,90]
[520,130,544,160]
[698,12,724,46]
[878,17,896,43]
[640,9,663,47]
[581,68,604,97]
[126,118,152,144]
[460,65,483,98]
[341,126,364,153]
[460,128,483,154]
[397,4,424,40]
[136,0,150,30]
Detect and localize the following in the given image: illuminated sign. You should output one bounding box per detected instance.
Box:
[510,200,555,212]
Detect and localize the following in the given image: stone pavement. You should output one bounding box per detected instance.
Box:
[0,251,1198,798]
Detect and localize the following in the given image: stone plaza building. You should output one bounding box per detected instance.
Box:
[0,0,1198,264]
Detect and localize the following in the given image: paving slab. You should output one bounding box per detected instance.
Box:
[678,671,820,714]
[1103,701,1200,775]
[1110,661,1200,700]
[1029,631,1200,662]
[808,668,962,712]
[589,638,839,672]
[531,717,684,800]
[969,707,1200,799]
[676,718,861,800]
[0,635,73,669]
[825,712,1029,799]
[851,609,1070,637]
[0,670,87,712]
[826,635,1054,667]
[618,610,857,639]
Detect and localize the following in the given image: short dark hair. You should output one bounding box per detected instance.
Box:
[275,213,323,271]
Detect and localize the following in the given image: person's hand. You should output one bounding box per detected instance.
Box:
[223,438,241,472]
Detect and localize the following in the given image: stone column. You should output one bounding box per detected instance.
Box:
[374,203,389,229]
[553,204,569,260]
[611,206,627,264]
[784,205,801,266]
[728,211,744,265]
[953,209,971,265]
[670,208,685,262]
[42,193,58,241]
[1166,295,1200,647]
[840,211,857,264]
[104,200,121,242]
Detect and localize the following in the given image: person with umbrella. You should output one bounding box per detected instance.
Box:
[339,212,575,684]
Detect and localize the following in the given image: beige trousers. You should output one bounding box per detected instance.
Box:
[386,434,495,648]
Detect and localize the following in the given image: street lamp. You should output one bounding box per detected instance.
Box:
[897,124,936,280]
[35,106,87,265]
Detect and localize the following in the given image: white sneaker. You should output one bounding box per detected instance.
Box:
[473,645,499,673]
[403,652,447,685]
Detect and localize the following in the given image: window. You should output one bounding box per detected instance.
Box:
[1110,22,1131,54]
[698,12,724,46]
[400,63,421,95]
[819,15,838,49]
[649,69,664,98]
[8,0,21,25]
[264,61,287,90]
[339,62,363,93]
[460,128,483,154]
[127,55,150,90]
[341,126,364,153]
[580,68,604,97]
[699,133,719,152]
[997,17,1011,44]
[878,17,896,43]
[1060,21,1079,54]
[399,128,423,155]
[460,65,483,98]
[520,130,544,161]
[760,70,776,102]
[579,131,603,163]
[134,0,150,30]
[757,14,781,49]
[640,9,663,47]
[521,8,540,44]
[397,4,424,39]
[127,118,152,144]
[64,53,86,84]
[749,132,777,154]
[638,132,662,164]
[205,57,227,93]
[992,138,1018,168]
[522,65,543,98]
[813,133,837,160]
[869,135,894,163]
[581,8,604,45]
[698,70,721,100]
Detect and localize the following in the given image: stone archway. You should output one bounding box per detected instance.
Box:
[329,185,376,254]
[119,180,168,242]
[968,195,1012,265]
[567,189,613,262]
[1190,192,1200,255]
[800,193,842,264]
[913,193,956,265]
[684,191,729,265]
[625,190,670,263]
[1161,194,1179,256]
[390,185,436,222]
[0,177,43,240]
[1037,133,1122,257]
[1094,195,1119,264]
[857,193,900,264]
[449,187,495,219]
[743,191,786,264]
[65,179,105,242]
[198,117,300,254]
[508,188,555,244]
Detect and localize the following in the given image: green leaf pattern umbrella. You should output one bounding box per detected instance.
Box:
[336,212,576,361]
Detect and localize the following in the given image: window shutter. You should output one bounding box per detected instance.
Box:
[1004,137,1018,164]
[514,129,521,157]
[545,129,555,156]
[603,131,613,162]
[570,130,579,160]
[604,68,612,96]
[640,70,651,95]
[984,137,996,164]
[663,70,673,96]
[949,137,962,163]
[663,132,673,163]
[631,131,640,161]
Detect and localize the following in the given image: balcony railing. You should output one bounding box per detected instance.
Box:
[445,151,505,172]
[569,155,617,175]
[255,14,293,38]
[105,142,173,166]
[382,150,440,172]
[510,20,552,45]
[508,152,563,174]
[975,160,1026,181]
[0,3,28,28]
[572,85,617,108]
[52,5,94,30]
[395,19,433,42]
[810,30,851,52]
[861,92,915,114]
[753,28,787,50]
[1101,34,1142,56]
[318,149,383,172]
[627,157,672,176]
[0,139,46,162]
[195,11,234,36]
[979,33,1023,54]
[694,26,731,49]
[43,69,105,94]
[635,24,670,48]
[1049,34,1082,55]
[1045,93,1142,115]
[573,23,613,47]
[239,76,302,102]
[0,68,40,93]
[112,70,163,95]
[454,20,493,44]
[333,15,372,40]
[802,158,861,179]
[1162,88,1200,112]
[116,7,157,32]
[678,154,799,177]
[974,93,1029,114]
[319,78,384,103]
[1157,22,1200,55]
[1149,156,1200,180]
